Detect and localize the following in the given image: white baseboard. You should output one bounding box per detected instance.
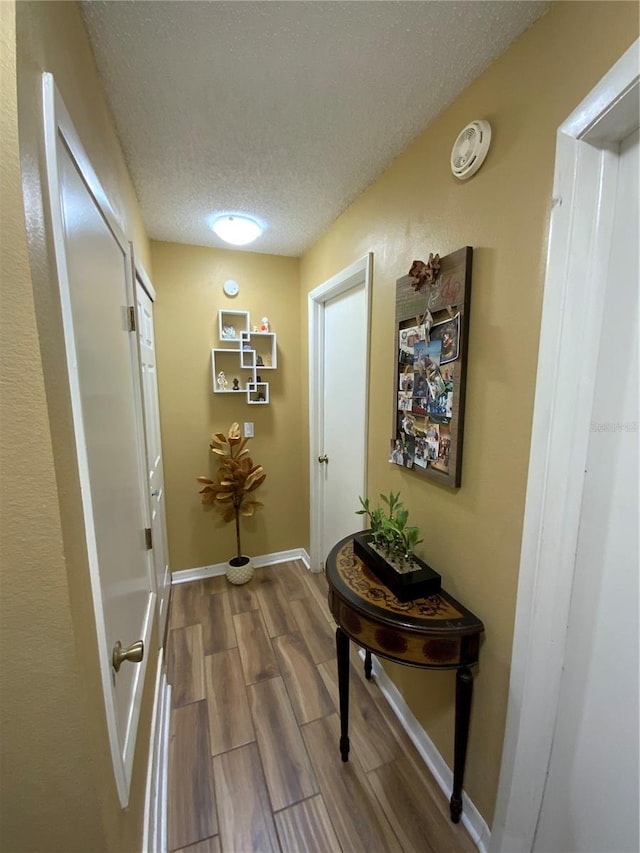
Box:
[359,649,491,853]
[171,547,311,585]
[142,650,171,853]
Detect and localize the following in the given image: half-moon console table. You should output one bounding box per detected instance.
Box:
[326,533,484,823]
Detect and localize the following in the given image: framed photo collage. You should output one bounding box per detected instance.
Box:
[390,246,473,488]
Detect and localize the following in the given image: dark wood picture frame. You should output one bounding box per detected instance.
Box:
[392,246,473,488]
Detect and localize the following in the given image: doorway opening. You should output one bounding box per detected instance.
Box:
[308,254,372,570]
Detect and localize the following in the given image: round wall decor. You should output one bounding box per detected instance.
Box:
[223,279,239,297]
[450,120,492,181]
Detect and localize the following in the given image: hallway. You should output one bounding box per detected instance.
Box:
[166,561,475,852]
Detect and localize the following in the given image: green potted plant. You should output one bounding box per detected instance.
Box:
[197,422,266,585]
[354,491,438,603]
[357,491,423,568]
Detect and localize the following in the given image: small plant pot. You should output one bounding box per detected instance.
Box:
[353,532,440,602]
[226,556,254,585]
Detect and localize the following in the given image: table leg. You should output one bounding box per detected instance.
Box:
[336,627,350,762]
[364,649,372,680]
[450,665,473,823]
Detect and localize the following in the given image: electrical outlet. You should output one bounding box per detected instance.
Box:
[243,422,254,438]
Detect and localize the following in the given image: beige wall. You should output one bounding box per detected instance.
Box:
[299,1,638,825]
[1,2,155,850]
[150,241,307,570]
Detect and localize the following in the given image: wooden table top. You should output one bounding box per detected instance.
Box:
[326,535,484,668]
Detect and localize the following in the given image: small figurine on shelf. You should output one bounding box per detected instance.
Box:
[256,355,264,367]
[259,317,270,332]
[257,393,266,402]
[232,377,240,391]
[217,371,228,391]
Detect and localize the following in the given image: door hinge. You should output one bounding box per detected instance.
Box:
[128,305,137,332]
[144,527,153,550]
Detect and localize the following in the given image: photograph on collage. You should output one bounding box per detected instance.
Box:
[399,370,414,393]
[412,415,429,468]
[399,324,425,365]
[430,424,451,474]
[414,436,428,468]
[425,422,440,462]
[389,438,404,465]
[397,391,413,411]
[430,313,460,364]
[427,357,454,422]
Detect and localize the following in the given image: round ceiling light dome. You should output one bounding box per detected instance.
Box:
[211,214,263,246]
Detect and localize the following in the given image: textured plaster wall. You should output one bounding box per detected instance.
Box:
[0,6,104,849]
[150,241,307,570]
[1,2,156,850]
[299,1,638,826]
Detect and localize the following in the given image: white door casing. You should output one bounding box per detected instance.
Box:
[42,73,155,808]
[532,125,638,853]
[133,256,171,646]
[309,255,372,570]
[490,40,640,853]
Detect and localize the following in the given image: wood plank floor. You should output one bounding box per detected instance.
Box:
[166,561,475,853]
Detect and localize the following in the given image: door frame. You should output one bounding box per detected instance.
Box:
[42,73,155,808]
[490,40,639,853]
[131,248,172,648]
[308,254,372,571]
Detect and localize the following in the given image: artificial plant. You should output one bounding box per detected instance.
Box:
[357,491,423,564]
[197,422,266,561]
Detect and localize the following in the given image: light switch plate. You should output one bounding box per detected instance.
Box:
[243,422,254,438]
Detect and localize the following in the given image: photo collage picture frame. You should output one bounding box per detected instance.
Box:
[391,246,472,488]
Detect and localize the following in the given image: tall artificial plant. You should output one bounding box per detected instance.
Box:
[197,423,266,561]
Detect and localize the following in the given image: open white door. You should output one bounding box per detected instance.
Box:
[43,74,155,807]
[133,256,171,646]
[309,255,372,569]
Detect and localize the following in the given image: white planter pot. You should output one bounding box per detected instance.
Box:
[226,556,254,585]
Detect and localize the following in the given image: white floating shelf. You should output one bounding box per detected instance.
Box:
[212,312,278,404]
[240,331,277,369]
[218,310,249,343]
[247,382,270,405]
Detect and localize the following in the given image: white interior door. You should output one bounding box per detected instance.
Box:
[309,255,371,569]
[43,75,154,807]
[135,270,171,645]
[533,127,639,853]
[321,286,367,560]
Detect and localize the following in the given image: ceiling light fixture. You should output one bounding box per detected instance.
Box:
[211,214,262,246]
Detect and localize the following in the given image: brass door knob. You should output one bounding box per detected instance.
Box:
[112,640,144,673]
[318,454,329,464]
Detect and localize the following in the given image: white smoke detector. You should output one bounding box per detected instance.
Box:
[450,120,492,181]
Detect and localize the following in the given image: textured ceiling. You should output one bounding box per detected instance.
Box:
[81,1,550,257]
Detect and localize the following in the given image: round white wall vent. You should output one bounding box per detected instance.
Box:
[450,120,492,181]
